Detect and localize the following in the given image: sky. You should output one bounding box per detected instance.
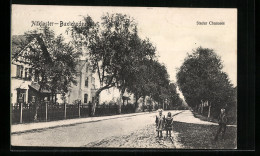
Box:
[12,5,237,88]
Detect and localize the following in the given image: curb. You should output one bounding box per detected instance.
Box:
[11,111,154,134]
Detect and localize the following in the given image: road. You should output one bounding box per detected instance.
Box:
[12,110,234,148]
[12,110,184,147]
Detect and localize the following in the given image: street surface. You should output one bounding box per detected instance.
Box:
[12,110,235,148]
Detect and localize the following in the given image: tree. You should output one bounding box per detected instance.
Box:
[71,13,156,115]
[125,59,150,111]
[149,61,170,109]
[113,30,156,113]
[126,58,171,111]
[48,34,81,96]
[14,26,80,120]
[177,47,236,119]
[166,83,184,109]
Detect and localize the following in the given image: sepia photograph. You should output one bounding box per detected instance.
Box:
[11,5,237,149]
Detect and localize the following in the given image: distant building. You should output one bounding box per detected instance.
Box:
[66,60,96,104]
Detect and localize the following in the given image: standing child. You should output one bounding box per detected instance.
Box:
[165,112,173,137]
[155,109,165,138]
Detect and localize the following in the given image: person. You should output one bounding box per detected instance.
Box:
[165,112,173,137]
[214,108,228,141]
[155,109,165,138]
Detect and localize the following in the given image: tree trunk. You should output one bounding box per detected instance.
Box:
[118,91,124,114]
[34,84,44,121]
[163,101,164,110]
[34,94,41,121]
[91,85,113,116]
[134,93,139,112]
[142,96,145,112]
[34,101,39,121]
[55,94,57,105]
[91,93,99,116]
[208,102,211,118]
[201,103,203,114]
[119,88,125,114]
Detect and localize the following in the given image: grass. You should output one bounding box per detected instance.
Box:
[173,121,237,149]
[192,111,219,123]
[192,111,237,125]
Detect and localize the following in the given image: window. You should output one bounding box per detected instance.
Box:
[28,68,32,80]
[84,94,88,103]
[85,77,88,87]
[25,68,28,79]
[17,89,26,103]
[16,65,21,77]
[16,65,23,78]
[20,66,24,78]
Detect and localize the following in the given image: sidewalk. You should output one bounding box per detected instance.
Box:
[11,112,151,134]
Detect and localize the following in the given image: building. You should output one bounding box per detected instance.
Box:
[11,34,96,105]
[11,34,52,105]
[66,59,96,104]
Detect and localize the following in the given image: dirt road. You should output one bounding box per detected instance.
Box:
[12,110,183,147]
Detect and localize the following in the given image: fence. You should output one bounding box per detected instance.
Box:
[11,102,135,124]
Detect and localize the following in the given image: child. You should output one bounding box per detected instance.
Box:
[155,109,165,138]
[165,112,173,137]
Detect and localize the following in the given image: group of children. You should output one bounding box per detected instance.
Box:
[155,109,173,138]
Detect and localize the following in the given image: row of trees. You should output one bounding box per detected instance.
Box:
[177,47,237,121]
[14,13,184,117]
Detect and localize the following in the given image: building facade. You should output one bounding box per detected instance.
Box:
[11,35,53,105]
[66,60,96,104]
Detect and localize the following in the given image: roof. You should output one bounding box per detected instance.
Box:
[29,82,51,93]
[16,81,29,90]
[11,34,52,64]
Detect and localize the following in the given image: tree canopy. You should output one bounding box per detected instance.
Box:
[13,26,81,97]
[177,47,236,118]
[70,13,162,115]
